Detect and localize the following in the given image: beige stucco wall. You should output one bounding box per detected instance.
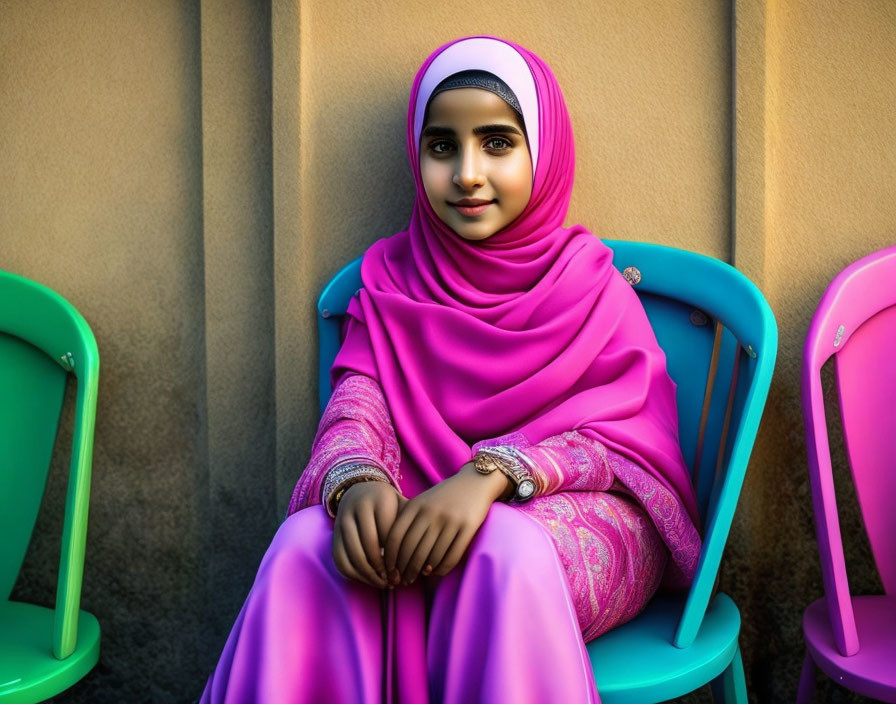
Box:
[1,1,893,701]
[1,3,212,700]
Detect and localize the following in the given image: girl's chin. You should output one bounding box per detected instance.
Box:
[454,230,496,241]
[457,229,491,238]
[447,219,502,241]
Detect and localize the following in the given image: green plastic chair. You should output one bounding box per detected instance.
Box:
[316,240,777,703]
[0,270,101,703]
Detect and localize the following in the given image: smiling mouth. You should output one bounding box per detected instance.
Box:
[449,199,495,217]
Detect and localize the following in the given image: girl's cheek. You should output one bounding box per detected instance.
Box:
[502,167,533,199]
[500,154,533,188]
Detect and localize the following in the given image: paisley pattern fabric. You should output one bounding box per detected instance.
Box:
[517,492,666,640]
[292,372,702,639]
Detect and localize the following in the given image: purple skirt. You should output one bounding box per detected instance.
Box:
[201,496,666,703]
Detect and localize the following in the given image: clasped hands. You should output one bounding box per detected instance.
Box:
[331,461,512,589]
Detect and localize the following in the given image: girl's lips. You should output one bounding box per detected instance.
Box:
[450,201,494,217]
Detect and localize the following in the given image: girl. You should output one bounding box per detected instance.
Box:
[201,36,701,704]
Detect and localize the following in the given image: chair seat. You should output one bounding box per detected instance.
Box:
[0,601,100,703]
[803,595,896,703]
[589,592,740,703]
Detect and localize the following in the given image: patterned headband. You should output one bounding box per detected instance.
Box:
[428,69,524,120]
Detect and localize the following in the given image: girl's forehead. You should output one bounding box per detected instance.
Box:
[423,88,525,130]
[413,38,539,170]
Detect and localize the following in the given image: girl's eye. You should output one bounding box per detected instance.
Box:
[485,136,512,151]
[429,140,455,155]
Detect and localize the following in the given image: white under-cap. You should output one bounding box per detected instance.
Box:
[413,37,540,173]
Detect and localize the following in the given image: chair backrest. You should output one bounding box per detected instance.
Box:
[316,239,777,648]
[0,270,99,659]
[802,244,896,657]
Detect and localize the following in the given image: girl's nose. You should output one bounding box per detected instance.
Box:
[452,144,485,191]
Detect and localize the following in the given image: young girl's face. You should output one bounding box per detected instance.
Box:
[419,88,533,241]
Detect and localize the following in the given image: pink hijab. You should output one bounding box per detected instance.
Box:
[330,36,699,523]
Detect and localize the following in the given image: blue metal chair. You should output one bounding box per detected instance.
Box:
[316,240,777,703]
[0,271,101,703]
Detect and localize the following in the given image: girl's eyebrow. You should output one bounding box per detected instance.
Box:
[422,123,525,138]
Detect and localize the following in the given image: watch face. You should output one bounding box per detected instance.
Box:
[517,479,535,499]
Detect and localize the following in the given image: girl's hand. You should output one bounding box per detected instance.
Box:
[332,481,406,589]
[383,461,511,585]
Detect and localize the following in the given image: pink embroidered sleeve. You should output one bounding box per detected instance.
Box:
[287,373,401,517]
[472,429,701,587]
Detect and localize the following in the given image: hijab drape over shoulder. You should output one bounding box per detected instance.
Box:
[332,36,699,524]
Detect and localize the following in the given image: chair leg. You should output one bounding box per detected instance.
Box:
[796,650,816,704]
[710,643,747,703]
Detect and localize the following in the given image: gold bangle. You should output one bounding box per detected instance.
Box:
[473,452,505,475]
[330,474,388,515]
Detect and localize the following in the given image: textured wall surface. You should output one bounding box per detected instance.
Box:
[0,1,893,702]
[1,2,211,701]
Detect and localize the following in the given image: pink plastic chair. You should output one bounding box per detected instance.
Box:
[798,245,896,703]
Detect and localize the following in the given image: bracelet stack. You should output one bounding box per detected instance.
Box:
[472,445,537,502]
[323,461,391,517]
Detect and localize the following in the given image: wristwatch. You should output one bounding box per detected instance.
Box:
[473,447,536,502]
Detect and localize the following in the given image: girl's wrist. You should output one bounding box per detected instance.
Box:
[459,461,513,502]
